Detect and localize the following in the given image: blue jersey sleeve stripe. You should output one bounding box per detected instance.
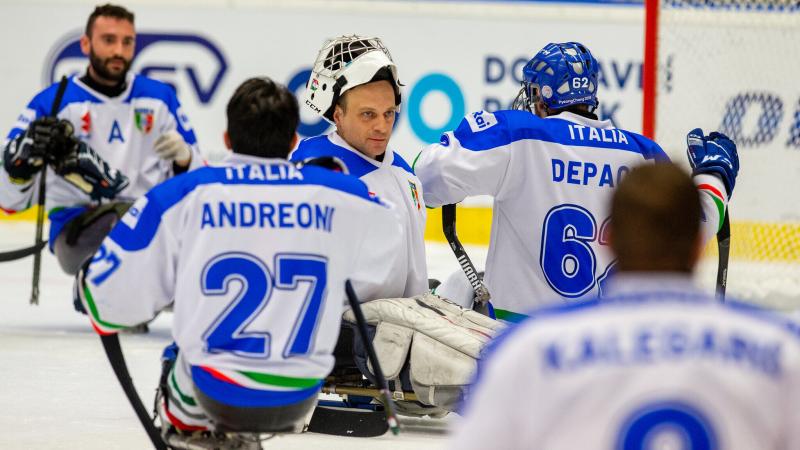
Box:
[109,164,383,251]
[7,77,102,140]
[191,366,321,408]
[391,152,415,175]
[291,136,378,179]
[453,110,666,160]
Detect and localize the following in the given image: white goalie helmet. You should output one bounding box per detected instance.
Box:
[304,35,401,123]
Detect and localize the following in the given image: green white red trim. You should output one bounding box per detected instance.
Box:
[82,283,125,335]
[199,365,322,391]
[697,183,726,232]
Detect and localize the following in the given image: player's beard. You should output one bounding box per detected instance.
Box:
[88,48,131,84]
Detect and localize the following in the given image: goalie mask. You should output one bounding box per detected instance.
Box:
[304,35,402,123]
[513,42,599,113]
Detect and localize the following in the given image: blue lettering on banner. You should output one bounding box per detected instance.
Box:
[408,73,465,143]
[45,32,228,104]
[108,120,125,143]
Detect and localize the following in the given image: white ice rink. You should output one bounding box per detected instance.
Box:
[2,219,797,449]
[0,221,486,450]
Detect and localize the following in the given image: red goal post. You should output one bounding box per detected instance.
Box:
[642,0,800,309]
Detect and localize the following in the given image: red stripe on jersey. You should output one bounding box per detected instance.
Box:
[697,183,724,200]
[90,320,116,336]
[199,365,243,386]
[163,400,207,431]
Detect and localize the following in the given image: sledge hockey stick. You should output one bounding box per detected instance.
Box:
[0,241,47,263]
[29,75,68,304]
[344,279,401,435]
[100,333,168,450]
[716,210,731,301]
[441,204,491,314]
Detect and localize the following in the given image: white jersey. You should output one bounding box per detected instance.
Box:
[452,274,800,450]
[290,132,428,299]
[80,154,404,404]
[0,73,203,213]
[415,110,728,319]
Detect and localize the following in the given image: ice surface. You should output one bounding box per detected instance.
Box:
[0,222,468,449]
[2,218,795,449]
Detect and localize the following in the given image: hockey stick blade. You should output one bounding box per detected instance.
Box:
[307,405,388,437]
[716,210,731,301]
[441,204,491,308]
[0,240,48,263]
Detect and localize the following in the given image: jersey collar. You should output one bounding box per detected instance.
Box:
[548,110,615,130]
[221,152,292,167]
[602,272,713,303]
[72,73,135,103]
[328,132,395,169]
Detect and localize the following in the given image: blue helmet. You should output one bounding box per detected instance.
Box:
[513,42,599,113]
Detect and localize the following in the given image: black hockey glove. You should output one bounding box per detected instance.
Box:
[51,139,130,201]
[1,117,64,181]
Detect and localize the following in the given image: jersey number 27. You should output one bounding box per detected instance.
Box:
[201,252,328,359]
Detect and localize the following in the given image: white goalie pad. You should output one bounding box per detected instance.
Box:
[343,293,504,412]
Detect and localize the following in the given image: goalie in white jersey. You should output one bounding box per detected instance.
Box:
[415,42,739,320]
[290,35,428,300]
[452,163,800,450]
[77,77,405,432]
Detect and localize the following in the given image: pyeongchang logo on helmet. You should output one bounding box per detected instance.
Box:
[43,31,228,104]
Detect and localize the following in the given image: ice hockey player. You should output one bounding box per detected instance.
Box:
[291,35,428,300]
[451,163,799,450]
[415,42,738,320]
[77,77,406,437]
[0,4,202,280]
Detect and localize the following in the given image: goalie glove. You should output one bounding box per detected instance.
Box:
[51,138,129,201]
[686,128,740,197]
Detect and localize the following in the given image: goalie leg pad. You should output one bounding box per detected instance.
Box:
[344,293,505,413]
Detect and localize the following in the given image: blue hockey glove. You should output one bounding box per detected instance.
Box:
[686,128,739,197]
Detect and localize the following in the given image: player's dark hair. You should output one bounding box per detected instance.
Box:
[85,4,135,37]
[226,77,299,159]
[611,163,701,273]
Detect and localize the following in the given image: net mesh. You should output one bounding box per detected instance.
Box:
[653,0,800,309]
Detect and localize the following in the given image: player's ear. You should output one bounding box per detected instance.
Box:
[80,34,91,56]
[333,104,344,126]
[534,100,548,118]
[223,131,232,151]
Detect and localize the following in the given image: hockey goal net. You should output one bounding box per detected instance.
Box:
[643,0,800,310]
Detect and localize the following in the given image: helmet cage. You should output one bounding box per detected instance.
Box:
[304,35,401,123]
